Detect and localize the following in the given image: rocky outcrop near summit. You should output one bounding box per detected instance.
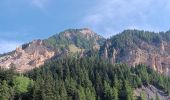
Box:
[44,28,105,51]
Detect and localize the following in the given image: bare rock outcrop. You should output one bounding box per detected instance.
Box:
[134,85,170,100]
[0,40,55,72]
[103,40,170,76]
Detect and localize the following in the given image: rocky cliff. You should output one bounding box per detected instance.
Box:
[0,40,55,72]
[100,30,170,76]
[134,85,170,100]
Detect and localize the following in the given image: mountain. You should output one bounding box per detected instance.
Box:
[100,29,170,76]
[1,28,170,76]
[1,28,170,100]
[0,28,105,72]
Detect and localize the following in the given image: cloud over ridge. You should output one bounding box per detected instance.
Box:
[82,0,170,37]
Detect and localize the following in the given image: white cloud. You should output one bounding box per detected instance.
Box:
[0,40,22,54]
[1,0,51,11]
[30,0,50,10]
[82,0,170,37]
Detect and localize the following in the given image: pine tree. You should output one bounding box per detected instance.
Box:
[112,87,118,100]
[44,71,55,100]
[103,81,113,100]
[0,80,10,100]
[124,80,134,100]
[77,85,86,100]
[33,76,44,100]
[85,87,96,100]
[59,81,67,100]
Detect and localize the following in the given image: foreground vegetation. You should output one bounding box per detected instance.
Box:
[0,57,170,100]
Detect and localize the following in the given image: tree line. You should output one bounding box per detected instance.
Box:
[0,57,170,100]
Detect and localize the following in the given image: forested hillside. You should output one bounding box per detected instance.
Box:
[0,56,170,100]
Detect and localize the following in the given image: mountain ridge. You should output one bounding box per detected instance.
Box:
[1,28,170,75]
[1,28,170,100]
[0,28,105,72]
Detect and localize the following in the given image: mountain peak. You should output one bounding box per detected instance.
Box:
[0,28,105,72]
[79,28,96,36]
[61,28,98,38]
[45,28,105,49]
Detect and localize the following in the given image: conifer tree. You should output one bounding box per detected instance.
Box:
[0,80,10,100]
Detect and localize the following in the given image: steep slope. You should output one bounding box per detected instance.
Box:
[135,85,170,100]
[100,29,170,76]
[0,28,105,72]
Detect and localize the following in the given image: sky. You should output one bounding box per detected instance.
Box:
[0,0,170,53]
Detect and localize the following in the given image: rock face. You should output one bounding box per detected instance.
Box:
[124,42,170,76]
[134,85,170,100]
[101,30,170,76]
[0,40,55,72]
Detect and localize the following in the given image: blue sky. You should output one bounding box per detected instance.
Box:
[0,0,170,53]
